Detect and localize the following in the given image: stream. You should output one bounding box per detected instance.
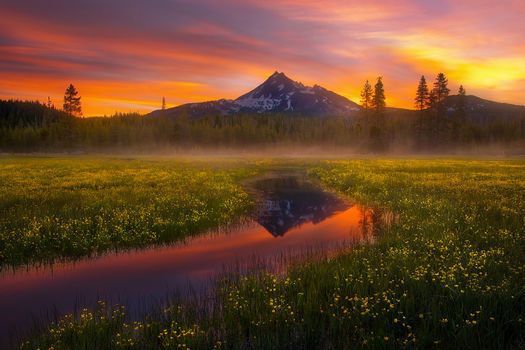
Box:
[0,174,379,347]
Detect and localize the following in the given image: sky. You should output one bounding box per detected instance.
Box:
[1,0,524,116]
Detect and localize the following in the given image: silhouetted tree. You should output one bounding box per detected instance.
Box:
[369,77,386,151]
[63,84,82,117]
[432,73,450,107]
[415,76,429,111]
[47,96,53,109]
[414,75,430,143]
[428,89,437,110]
[360,80,373,110]
[162,97,166,110]
[457,85,467,117]
[429,73,450,139]
[452,85,468,142]
[371,77,385,115]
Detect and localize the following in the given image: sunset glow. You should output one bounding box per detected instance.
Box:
[1,0,524,115]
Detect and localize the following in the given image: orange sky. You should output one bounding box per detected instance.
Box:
[1,0,524,116]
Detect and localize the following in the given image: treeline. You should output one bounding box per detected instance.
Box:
[1,99,524,153]
[355,73,525,151]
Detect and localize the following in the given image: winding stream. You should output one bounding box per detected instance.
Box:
[0,174,380,347]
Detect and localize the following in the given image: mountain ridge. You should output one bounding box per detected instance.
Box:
[148,72,525,119]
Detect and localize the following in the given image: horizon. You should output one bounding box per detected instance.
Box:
[1,0,525,116]
[3,69,524,118]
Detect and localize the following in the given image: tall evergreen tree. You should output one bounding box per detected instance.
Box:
[457,85,466,111]
[360,80,373,110]
[414,75,430,142]
[451,85,468,142]
[428,90,437,110]
[367,77,386,151]
[63,84,82,117]
[415,76,429,111]
[432,73,450,105]
[371,77,386,114]
[162,97,166,110]
[458,85,466,97]
[429,73,451,140]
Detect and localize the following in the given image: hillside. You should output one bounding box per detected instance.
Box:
[443,95,525,122]
[0,100,74,128]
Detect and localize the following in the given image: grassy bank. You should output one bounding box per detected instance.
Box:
[17,159,525,349]
[0,157,260,268]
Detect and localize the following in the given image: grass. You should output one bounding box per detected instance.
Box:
[0,156,262,268]
[10,158,525,349]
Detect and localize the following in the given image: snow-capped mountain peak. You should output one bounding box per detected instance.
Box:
[150,71,361,118]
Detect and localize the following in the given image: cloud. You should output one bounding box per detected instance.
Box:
[0,0,524,115]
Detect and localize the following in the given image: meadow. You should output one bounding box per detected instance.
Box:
[5,157,525,349]
[0,157,262,268]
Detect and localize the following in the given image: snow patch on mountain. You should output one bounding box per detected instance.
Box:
[236,96,282,110]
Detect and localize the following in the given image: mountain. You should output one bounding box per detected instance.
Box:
[147,71,525,121]
[443,95,525,122]
[149,71,361,118]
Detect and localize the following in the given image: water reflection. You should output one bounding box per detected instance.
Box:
[0,175,384,347]
[253,176,349,237]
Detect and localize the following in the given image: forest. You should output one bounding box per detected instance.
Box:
[1,100,524,153]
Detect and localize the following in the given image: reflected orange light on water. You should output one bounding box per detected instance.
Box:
[1,205,372,291]
[0,195,381,347]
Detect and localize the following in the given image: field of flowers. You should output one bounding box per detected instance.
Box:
[17,159,525,349]
[0,157,260,268]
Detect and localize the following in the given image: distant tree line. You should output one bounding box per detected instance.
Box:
[0,79,524,153]
[412,73,464,147]
[355,73,525,151]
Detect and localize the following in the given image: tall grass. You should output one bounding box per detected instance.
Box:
[17,159,525,349]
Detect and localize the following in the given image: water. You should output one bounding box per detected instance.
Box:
[0,174,379,347]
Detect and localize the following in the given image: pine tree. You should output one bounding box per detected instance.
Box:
[414,76,430,142]
[428,89,437,110]
[458,85,467,113]
[458,85,466,97]
[432,73,450,105]
[360,80,373,110]
[63,84,82,117]
[162,97,166,110]
[457,85,467,118]
[371,77,386,114]
[414,76,429,111]
[367,77,386,151]
[429,73,450,140]
[451,85,467,142]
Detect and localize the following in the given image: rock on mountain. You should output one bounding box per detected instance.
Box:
[149,71,361,118]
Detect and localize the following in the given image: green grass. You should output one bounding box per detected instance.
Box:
[14,158,525,349]
[0,156,262,268]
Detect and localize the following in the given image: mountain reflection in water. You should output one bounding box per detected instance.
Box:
[253,176,350,237]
